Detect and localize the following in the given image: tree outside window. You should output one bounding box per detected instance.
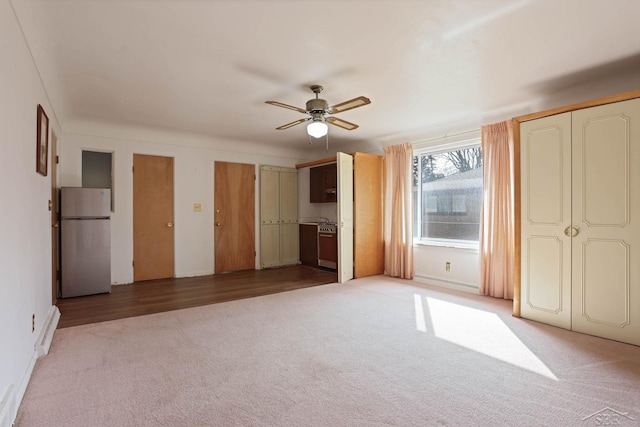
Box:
[413,145,483,243]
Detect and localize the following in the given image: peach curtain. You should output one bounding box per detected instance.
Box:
[480,121,515,299]
[383,143,414,279]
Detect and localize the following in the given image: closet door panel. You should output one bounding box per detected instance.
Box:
[520,113,572,329]
[571,98,640,346]
[279,223,299,266]
[579,110,630,226]
[260,167,280,224]
[525,236,565,313]
[580,239,629,327]
[261,224,280,268]
[279,168,299,266]
[280,169,298,222]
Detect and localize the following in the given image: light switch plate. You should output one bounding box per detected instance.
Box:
[194,203,201,212]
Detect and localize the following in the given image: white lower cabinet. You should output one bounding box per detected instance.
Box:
[520,97,640,346]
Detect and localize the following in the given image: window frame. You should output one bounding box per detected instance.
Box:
[413,137,482,250]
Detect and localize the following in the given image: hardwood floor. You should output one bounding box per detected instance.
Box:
[56,265,337,328]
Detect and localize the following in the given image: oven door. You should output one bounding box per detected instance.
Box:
[318,231,337,269]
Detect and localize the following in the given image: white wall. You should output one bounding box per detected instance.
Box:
[413,245,480,293]
[0,0,61,423]
[59,126,309,284]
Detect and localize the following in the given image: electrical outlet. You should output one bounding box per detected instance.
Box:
[193,203,201,212]
[445,262,451,272]
[32,314,35,332]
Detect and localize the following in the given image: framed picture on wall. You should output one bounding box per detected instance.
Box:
[36,104,49,176]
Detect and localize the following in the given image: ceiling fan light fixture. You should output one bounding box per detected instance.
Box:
[266,85,370,138]
[307,120,328,138]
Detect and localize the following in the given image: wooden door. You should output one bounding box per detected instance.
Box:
[133,154,174,281]
[520,113,572,329]
[337,152,354,284]
[571,98,640,345]
[50,131,59,303]
[215,162,255,273]
[353,153,384,278]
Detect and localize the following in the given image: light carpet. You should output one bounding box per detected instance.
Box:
[16,276,640,426]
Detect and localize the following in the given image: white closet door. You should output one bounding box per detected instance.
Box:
[279,169,298,266]
[337,152,354,284]
[260,167,280,224]
[571,98,640,345]
[260,166,281,268]
[520,112,573,329]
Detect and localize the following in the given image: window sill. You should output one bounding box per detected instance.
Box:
[413,239,479,252]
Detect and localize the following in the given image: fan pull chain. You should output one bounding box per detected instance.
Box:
[306,133,329,151]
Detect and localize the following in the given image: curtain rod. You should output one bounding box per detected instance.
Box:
[412,128,480,145]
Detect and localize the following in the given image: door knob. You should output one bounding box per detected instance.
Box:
[563,226,578,237]
[216,222,221,227]
[52,222,59,229]
[167,222,173,228]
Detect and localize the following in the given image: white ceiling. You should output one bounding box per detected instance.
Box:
[11,0,640,154]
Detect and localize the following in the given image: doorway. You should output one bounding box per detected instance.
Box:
[133,154,175,281]
[50,132,58,303]
[214,161,255,273]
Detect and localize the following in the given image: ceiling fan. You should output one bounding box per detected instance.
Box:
[265,85,371,138]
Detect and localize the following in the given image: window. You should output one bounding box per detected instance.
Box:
[413,142,482,246]
[82,150,114,211]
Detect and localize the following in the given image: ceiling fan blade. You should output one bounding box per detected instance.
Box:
[330,96,371,114]
[265,101,307,114]
[326,116,359,131]
[276,118,308,130]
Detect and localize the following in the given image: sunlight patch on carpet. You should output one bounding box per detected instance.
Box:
[414,294,427,332]
[425,297,558,380]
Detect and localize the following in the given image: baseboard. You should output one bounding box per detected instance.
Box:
[0,306,60,427]
[413,274,480,295]
[36,306,60,357]
[0,384,15,427]
[175,270,215,278]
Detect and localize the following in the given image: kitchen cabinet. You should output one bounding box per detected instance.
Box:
[297,152,384,279]
[260,166,298,268]
[310,163,337,203]
[517,94,640,346]
[299,224,318,267]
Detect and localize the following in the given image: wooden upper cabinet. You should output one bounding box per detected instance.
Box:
[309,166,323,202]
[310,163,337,203]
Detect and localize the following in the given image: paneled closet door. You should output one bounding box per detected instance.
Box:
[260,166,280,268]
[337,152,354,284]
[279,168,298,266]
[520,112,572,329]
[571,98,640,346]
[260,166,298,268]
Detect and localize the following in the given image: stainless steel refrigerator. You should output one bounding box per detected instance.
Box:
[60,187,111,298]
